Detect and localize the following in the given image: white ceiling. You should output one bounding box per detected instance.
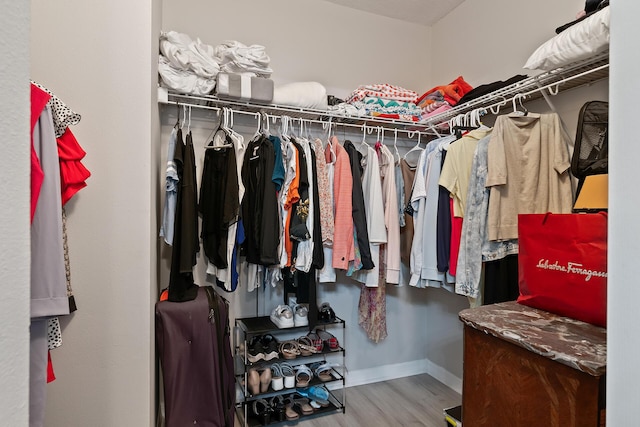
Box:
[322,0,466,26]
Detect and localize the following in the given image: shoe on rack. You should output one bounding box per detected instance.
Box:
[270,305,295,328]
[318,302,336,323]
[293,304,309,327]
[261,334,280,361]
[296,385,330,406]
[247,335,265,363]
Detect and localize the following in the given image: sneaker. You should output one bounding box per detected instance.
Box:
[247,335,265,363]
[293,304,309,327]
[270,305,295,328]
[261,334,280,361]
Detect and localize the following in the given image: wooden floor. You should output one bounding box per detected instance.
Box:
[237,373,461,427]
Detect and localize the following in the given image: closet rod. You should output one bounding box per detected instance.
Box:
[478,63,610,116]
[166,100,437,138]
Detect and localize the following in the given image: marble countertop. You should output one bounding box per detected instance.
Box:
[459,301,606,376]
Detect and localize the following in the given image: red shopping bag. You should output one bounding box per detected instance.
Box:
[517,212,607,327]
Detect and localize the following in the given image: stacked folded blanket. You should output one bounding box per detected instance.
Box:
[158,31,273,95]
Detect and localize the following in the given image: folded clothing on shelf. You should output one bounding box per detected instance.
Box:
[158,31,273,95]
[416,76,474,108]
[159,31,219,95]
[216,73,274,103]
[214,40,273,78]
[345,83,419,105]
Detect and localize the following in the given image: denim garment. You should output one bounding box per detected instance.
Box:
[160,127,179,245]
[456,136,518,299]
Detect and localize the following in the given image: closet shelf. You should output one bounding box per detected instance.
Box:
[423,51,610,127]
[159,87,433,133]
[158,51,608,134]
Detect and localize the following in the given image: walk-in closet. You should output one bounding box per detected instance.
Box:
[4,0,636,426]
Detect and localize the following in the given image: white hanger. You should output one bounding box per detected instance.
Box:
[393,129,400,163]
[361,125,371,149]
[510,94,528,116]
[403,131,423,161]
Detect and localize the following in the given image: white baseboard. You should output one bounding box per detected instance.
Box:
[343,358,462,395]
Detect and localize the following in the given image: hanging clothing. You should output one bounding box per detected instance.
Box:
[199,140,239,269]
[168,131,199,303]
[313,138,334,243]
[456,136,518,300]
[486,113,573,241]
[399,158,416,264]
[279,138,299,267]
[329,138,354,270]
[409,149,429,288]
[31,105,69,318]
[160,127,179,245]
[241,135,280,265]
[418,136,457,288]
[294,138,315,273]
[57,128,90,206]
[379,145,400,284]
[395,162,406,228]
[207,130,247,291]
[269,136,285,191]
[353,145,386,286]
[358,246,388,343]
[309,147,324,270]
[483,255,519,304]
[344,140,375,270]
[319,138,337,282]
[436,150,452,274]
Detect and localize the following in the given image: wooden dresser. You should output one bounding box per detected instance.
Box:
[459,301,606,427]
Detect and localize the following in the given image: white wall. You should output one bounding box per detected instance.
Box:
[30,0,161,425]
[431,0,586,86]
[608,2,640,424]
[161,0,433,97]
[0,2,30,426]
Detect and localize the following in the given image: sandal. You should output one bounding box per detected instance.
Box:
[280,362,296,389]
[306,331,324,353]
[279,340,301,360]
[270,363,284,391]
[252,399,272,426]
[293,397,314,415]
[294,364,313,387]
[309,362,339,382]
[315,329,340,352]
[296,386,330,406]
[269,395,286,422]
[297,336,319,357]
[284,396,300,420]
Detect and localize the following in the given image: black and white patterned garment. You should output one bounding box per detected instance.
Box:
[31,81,81,138]
[47,317,62,350]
